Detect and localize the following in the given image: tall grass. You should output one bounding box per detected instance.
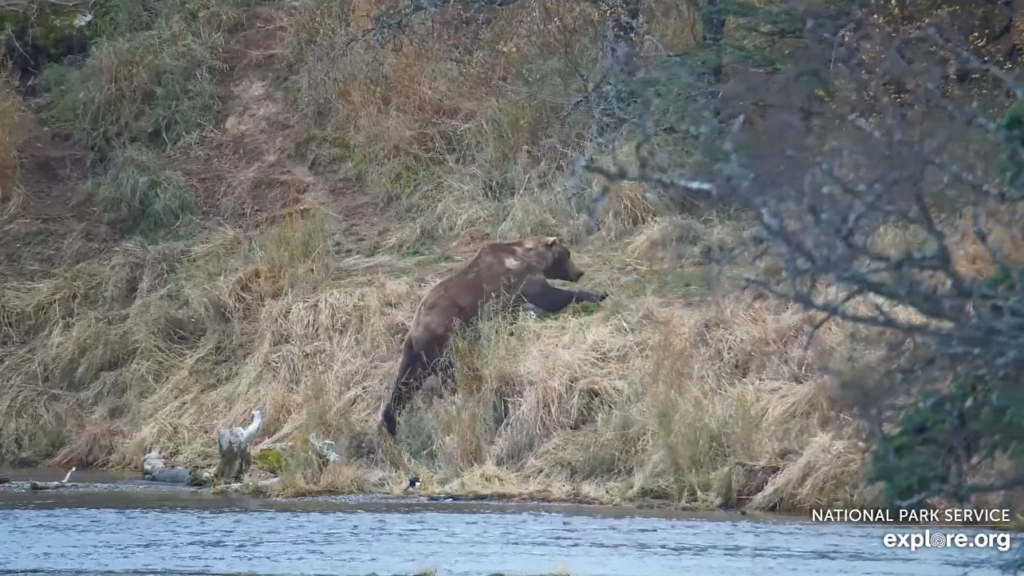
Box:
[0,204,880,510]
[0,0,931,512]
[87,145,199,240]
[37,0,252,156]
[281,0,698,242]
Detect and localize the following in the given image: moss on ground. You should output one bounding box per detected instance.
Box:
[253,447,284,475]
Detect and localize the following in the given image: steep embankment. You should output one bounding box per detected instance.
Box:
[0,0,873,511]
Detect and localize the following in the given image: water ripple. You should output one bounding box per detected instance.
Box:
[0,506,1012,576]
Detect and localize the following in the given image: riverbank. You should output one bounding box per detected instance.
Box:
[0,462,857,512]
[7,464,1024,538]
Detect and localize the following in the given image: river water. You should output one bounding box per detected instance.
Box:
[0,468,1018,575]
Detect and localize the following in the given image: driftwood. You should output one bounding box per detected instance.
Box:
[137,410,265,488]
[29,466,75,491]
[142,452,210,487]
[213,409,262,484]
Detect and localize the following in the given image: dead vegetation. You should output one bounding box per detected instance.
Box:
[0,207,877,510]
[2,0,1002,514]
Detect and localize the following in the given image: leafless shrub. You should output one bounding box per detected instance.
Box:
[582,0,1024,511]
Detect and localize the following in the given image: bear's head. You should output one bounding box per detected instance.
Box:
[530,236,585,282]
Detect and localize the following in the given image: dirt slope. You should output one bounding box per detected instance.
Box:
[14,120,113,244]
[164,7,382,237]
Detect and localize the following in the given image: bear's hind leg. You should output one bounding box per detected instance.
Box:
[381,348,430,437]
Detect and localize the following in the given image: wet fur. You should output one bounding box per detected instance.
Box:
[380,237,607,437]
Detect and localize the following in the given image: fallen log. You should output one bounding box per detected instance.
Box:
[214,409,262,484]
[151,467,210,486]
[141,452,210,486]
[148,466,189,484]
[29,466,75,491]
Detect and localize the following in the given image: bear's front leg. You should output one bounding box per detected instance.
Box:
[520,277,608,314]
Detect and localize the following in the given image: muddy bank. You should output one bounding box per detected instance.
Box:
[0,466,201,495]
[0,466,668,515]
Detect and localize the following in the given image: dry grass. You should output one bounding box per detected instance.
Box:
[1,0,998,514]
[0,205,879,512]
[281,0,689,242]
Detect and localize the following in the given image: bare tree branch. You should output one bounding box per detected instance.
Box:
[578,0,1024,513]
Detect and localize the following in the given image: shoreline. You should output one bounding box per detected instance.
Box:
[1,464,1019,534]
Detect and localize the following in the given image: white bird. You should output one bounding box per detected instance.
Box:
[233,409,262,444]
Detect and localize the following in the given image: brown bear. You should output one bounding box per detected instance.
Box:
[380,236,608,437]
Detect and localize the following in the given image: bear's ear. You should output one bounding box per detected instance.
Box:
[544,236,559,247]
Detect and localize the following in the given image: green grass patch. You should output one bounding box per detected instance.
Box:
[86,145,199,241]
[569,301,601,317]
[86,0,255,45]
[38,29,221,156]
[618,268,713,300]
[37,0,254,157]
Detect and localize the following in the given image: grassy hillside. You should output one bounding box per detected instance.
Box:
[0,0,901,511]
